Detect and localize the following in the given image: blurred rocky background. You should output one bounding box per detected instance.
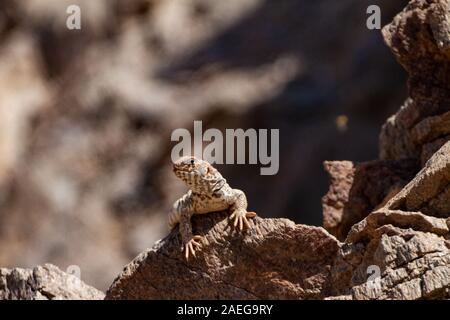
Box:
[0,0,409,290]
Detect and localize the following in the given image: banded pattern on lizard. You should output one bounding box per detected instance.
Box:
[169,156,256,260]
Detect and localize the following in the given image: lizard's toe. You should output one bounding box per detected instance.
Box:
[246,211,257,218]
[230,211,257,230]
[184,235,204,260]
[242,216,251,229]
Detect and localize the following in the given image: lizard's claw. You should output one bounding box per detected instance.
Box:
[183,235,203,260]
[230,211,257,231]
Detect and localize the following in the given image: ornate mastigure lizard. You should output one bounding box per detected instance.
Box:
[169,156,257,260]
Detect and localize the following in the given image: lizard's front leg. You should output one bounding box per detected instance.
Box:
[173,193,203,260]
[228,189,257,230]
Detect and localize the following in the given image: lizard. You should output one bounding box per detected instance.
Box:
[169,156,257,260]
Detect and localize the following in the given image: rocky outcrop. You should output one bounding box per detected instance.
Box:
[328,0,450,299]
[107,0,450,300]
[107,142,450,300]
[0,264,104,300]
[344,220,450,299]
[0,0,408,290]
[323,0,450,240]
[379,0,450,165]
[338,143,450,299]
[106,213,340,299]
[322,159,418,240]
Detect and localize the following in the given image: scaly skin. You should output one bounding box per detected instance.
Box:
[169,156,257,260]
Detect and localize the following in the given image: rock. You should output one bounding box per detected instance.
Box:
[386,141,450,217]
[347,210,449,244]
[326,110,450,299]
[333,136,450,300]
[107,209,450,300]
[321,161,354,238]
[379,0,450,163]
[348,230,450,300]
[111,136,450,299]
[322,159,418,240]
[325,0,450,256]
[106,212,341,300]
[0,264,104,300]
[107,136,450,300]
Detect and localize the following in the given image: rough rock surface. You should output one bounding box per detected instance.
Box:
[107,142,450,300]
[322,159,418,240]
[0,264,104,300]
[345,221,450,300]
[379,0,450,165]
[107,0,450,300]
[106,213,340,299]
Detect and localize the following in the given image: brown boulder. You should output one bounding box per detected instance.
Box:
[106,212,341,300]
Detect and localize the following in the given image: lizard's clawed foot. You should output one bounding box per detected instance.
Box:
[230,210,257,231]
[183,235,203,260]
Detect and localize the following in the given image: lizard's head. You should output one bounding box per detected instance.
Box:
[173,156,211,183]
[173,156,223,192]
